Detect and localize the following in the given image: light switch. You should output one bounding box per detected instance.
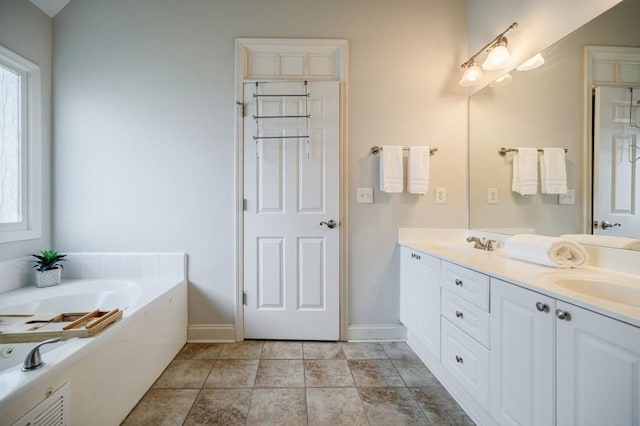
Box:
[356,187,373,204]
[488,188,498,204]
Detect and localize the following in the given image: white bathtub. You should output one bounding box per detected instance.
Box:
[0,253,187,426]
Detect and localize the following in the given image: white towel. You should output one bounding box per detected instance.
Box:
[560,234,640,251]
[503,234,589,268]
[379,145,404,193]
[541,148,567,194]
[408,146,430,194]
[512,148,538,195]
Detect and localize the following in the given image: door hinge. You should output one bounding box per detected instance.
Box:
[236,101,245,116]
[242,291,247,305]
[243,198,247,211]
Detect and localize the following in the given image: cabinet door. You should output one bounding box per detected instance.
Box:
[414,253,441,359]
[556,301,640,426]
[400,248,418,330]
[490,279,555,426]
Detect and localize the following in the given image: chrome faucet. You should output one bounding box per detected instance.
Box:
[466,236,495,251]
[22,337,62,371]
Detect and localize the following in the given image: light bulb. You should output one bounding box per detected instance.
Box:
[482,39,511,70]
[516,53,545,71]
[459,62,484,86]
[490,73,512,87]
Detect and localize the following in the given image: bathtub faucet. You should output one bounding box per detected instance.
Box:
[22,337,62,371]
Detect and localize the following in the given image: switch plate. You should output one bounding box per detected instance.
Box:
[558,189,575,205]
[356,187,373,204]
[488,188,498,204]
[435,187,446,204]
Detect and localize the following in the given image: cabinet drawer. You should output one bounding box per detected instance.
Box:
[441,289,490,348]
[441,261,490,311]
[441,318,490,410]
[401,246,435,267]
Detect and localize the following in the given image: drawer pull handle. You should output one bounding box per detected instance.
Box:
[535,302,549,313]
[455,355,463,364]
[556,309,571,321]
[411,253,421,261]
[455,279,463,286]
[455,310,463,319]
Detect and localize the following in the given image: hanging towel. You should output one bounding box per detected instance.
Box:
[560,234,640,251]
[541,148,567,194]
[380,145,404,193]
[503,234,589,268]
[511,148,538,195]
[408,146,430,195]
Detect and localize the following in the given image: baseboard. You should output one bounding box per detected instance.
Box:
[187,324,236,342]
[346,324,407,341]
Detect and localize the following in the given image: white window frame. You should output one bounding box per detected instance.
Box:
[0,45,41,243]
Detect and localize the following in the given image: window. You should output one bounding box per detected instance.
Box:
[0,45,41,242]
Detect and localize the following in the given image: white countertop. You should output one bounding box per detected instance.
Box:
[399,235,640,328]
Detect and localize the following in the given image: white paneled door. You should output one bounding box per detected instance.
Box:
[593,86,640,237]
[243,81,340,340]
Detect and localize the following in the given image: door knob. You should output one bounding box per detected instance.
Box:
[320,220,337,229]
[600,220,621,230]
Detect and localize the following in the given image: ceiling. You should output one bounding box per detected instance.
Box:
[30,0,71,17]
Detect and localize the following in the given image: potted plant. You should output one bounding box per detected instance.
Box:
[31,250,67,288]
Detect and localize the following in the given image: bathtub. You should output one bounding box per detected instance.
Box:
[0,253,187,426]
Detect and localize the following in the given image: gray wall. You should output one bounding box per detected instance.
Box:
[0,0,52,261]
[52,0,468,333]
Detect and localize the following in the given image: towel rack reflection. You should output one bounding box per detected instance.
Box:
[498,147,568,157]
[370,146,439,156]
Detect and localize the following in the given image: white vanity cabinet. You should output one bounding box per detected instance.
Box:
[491,278,640,426]
[399,247,441,359]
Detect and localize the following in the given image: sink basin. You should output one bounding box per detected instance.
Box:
[553,277,640,307]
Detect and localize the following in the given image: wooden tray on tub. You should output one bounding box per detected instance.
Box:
[0,309,122,343]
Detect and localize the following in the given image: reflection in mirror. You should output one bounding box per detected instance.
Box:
[469,0,640,246]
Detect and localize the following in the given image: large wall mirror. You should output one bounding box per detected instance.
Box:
[469,0,640,244]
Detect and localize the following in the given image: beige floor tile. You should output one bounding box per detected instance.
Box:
[218,341,264,359]
[204,360,259,388]
[175,343,224,360]
[153,359,214,388]
[122,388,199,426]
[302,342,345,359]
[262,341,303,359]
[359,387,430,425]
[349,359,406,387]
[392,358,440,387]
[183,388,252,426]
[247,388,307,425]
[410,386,476,425]
[255,360,305,387]
[306,387,368,426]
[342,342,388,360]
[304,360,354,387]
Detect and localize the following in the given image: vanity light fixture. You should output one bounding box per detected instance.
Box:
[459,22,518,86]
[490,73,513,87]
[516,53,545,71]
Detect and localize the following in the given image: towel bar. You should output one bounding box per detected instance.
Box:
[370,146,438,155]
[499,147,568,157]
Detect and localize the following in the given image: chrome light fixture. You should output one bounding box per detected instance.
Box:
[459,22,518,86]
[516,53,545,71]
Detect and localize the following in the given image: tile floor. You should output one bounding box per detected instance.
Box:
[121,341,475,426]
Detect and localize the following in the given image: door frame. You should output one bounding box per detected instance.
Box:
[234,38,349,342]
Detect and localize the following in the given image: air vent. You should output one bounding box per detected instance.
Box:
[13,383,69,426]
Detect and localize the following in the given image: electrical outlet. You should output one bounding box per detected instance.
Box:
[558,189,576,205]
[356,187,373,204]
[435,187,446,204]
[488,188,498,204]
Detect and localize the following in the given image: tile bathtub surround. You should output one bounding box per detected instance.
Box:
[123,341,475,426]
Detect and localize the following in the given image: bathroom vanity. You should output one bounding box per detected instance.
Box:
[399,229,640,426]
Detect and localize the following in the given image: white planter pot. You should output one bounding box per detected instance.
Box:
[35,269,61,288]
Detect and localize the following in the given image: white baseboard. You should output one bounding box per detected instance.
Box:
[187,324,236,342]
[346,324,407,341]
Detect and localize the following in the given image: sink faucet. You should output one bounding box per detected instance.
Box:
[466,236,495,251]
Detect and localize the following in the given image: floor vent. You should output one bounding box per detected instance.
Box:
[13,383,69,426]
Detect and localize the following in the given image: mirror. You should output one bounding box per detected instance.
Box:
[469,0,640,244]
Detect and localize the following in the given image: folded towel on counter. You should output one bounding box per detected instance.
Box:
[503,234,589,268]
[511,148,538,195]
[561,234,640,251]
[407,146,430,194]
[380,145,404,193]
[541,148,567,194]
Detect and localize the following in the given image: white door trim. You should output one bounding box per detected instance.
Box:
[234,38,348,342]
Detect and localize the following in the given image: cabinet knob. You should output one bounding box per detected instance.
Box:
[455,355,463,364]
[455,279,463,286]
[555,309,571,321]
[455,310,463,319]
[535,302,549,313]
